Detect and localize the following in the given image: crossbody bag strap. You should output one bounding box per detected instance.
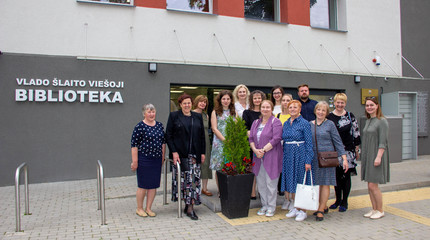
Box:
[314,122,319,156]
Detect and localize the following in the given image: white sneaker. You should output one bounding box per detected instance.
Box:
[286,208,298,218]
[257,208,267,216]
[281,199,290,210]
[364,209,377,218]
[265,209,275,217]
[370,211,385,219]
[288,200,295,210]
[295,210,307,222]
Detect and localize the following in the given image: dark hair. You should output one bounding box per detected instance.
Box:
[193,95,208,111]
[249,90,266,110]
[214,90,235,116]
[270,85,284,105]
[178,93,193,104]
[365,97,384,119]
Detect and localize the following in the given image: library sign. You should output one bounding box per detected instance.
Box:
[15,77,124,103]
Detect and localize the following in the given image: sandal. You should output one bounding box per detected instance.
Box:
[313,208,328,215]
[315,211,324,221]
[145,209,156,217]
[136,209,148,217]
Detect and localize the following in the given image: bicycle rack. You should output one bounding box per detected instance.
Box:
[96,160,106,225]
[15,162,31,232]
[163,159,182,218]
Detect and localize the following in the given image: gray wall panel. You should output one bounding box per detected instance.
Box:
[1,53,430,186]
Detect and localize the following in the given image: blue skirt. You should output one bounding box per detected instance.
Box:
[136,155,162,189]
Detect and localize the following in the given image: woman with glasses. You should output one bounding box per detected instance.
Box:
[270,85,284,116]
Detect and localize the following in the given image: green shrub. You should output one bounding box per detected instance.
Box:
[221,116,252,175]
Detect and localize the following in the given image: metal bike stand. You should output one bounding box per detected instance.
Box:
[96,160,106,225]
[15,162,31,232]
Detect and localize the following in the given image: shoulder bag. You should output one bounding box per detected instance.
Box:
[315,121,339,168]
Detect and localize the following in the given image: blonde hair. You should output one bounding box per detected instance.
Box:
[281,94,293,113]
[314,101,330,117]
[334,93,347,103]
[233,84,250,103]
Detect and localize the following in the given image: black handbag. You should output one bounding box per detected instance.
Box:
[314,121,339,168]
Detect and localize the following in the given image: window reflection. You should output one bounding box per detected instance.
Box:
[244,0,275,21]
[167,0,210,13]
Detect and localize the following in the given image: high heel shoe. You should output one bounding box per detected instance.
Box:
[329,203,340,209]
[187,211,198,220]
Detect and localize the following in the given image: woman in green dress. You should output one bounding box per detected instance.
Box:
[193,95,213,196]
[361,97,389,220]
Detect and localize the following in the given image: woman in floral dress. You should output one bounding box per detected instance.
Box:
[210,90,236,195]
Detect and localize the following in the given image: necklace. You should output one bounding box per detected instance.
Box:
[334,110,346,116]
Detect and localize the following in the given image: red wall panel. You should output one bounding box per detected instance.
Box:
[214,0,244,18]
[282,0,310,26]
[135,0,166,9]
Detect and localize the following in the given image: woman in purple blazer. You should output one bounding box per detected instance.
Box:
[249,100,283,217]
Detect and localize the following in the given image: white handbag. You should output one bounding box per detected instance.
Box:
[294,170,320,211]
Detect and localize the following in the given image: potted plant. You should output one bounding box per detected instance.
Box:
[217,116,255,219]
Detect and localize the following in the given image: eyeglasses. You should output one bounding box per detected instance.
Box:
[365,96,376,100]
[273,92,282,95]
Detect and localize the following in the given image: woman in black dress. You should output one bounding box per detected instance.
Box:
[327,93,361,212]
[166,94,206,220]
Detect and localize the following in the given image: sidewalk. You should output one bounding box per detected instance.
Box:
[202,155,430,212]
[1,156,429,239]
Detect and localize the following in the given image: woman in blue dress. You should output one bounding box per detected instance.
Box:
[282,100,314,222]
[131,103,166,218]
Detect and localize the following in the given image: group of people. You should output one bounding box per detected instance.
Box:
[130,83,390,222]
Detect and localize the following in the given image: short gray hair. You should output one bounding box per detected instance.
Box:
[142,103,156,118]
[314,101,330,117]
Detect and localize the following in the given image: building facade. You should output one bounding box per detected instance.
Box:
[0,0,429,186]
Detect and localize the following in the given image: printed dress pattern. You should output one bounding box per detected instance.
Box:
[209,110,230,171]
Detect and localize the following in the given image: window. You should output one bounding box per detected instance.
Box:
[166,0,212,13]
[78,0,134,6]
[244,0,280,22]
[310,0,346,31]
